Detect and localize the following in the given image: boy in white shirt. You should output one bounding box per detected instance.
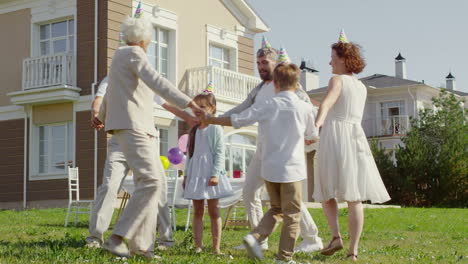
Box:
[203,63,318,263]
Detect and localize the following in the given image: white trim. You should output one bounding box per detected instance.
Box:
[207,24,238,71]
[235,24,255,39]
[220,0,269,33]
[0,105,25,121]
[74,95,93,112]
[8,85,81,106]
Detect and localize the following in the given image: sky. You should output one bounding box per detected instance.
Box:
[246,0,468,92]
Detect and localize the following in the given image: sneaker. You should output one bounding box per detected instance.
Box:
[103,238,130,258]
[85,236,102,249]
[243,234,263,260]
[131,250,161,260]
[294,237,323,253]
[234,241,269,250]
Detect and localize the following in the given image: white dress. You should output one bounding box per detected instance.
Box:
[183,126,233,200]
[313,75,391,203]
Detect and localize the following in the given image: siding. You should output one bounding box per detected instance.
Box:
[237,36,255,75]
[0,119,25,202]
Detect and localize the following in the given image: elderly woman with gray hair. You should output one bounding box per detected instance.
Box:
[93,16,203,259]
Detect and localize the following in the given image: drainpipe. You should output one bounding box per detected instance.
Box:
[23,107,28,209]
[91,0,99,200]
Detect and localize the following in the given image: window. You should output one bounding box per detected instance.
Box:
[158,127,169,156]
[209,44,231,70]
[225,133,256,178]
[40,19,74,56]
[38,122,73,175]
[380,101,408,135]
[147,27,169,77]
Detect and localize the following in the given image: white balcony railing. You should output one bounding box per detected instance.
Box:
[22,53,74,90]
[182,66,261,102]
[363,115,410,137]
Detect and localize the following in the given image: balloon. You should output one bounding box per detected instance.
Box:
[178,134,189,152]
[160,156,170,170]
[171,155,186,170]
[167,147,184,165]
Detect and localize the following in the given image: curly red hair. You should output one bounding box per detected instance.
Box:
[331,42,366,74]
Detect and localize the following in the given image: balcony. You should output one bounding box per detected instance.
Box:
[181,66,261,103]
[9,53,80,106]
[363,115,410,137]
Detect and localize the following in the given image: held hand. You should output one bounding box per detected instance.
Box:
[186,115,200,128]
[91,117,104,131]
[208,176,218,186]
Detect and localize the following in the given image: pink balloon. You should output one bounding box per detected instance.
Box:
[178,134,189,152]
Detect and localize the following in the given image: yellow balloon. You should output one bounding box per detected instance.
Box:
[160,156,170,170]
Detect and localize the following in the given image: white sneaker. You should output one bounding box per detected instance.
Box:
[103,238,130,258]
[85,236,102,249]
[294,237,324,253]
[234,240,269,250]
[243,234,263,260]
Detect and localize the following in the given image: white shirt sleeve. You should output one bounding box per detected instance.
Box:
[154,95,166,106]
[230,100,274,129]
[95,76,109,97]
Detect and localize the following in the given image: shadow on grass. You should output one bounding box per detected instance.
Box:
[38,222,90,228]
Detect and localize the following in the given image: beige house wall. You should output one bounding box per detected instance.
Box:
[0,9,31,106]
[145,0,247,85]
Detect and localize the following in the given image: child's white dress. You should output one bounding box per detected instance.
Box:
[184,125,233,200]
[313,75,391,204]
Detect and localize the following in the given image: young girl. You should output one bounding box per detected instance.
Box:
[183,87,233,255]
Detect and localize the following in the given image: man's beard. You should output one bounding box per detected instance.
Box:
[259,71,272,81]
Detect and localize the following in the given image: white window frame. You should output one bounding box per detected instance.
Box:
[30,121,75,180]
[147,27,170,78]
[157,126,170,157]
[135,1,178,84]
[206,24,238,71]
[38,18,75,56]
[209,44,232,70]
[224,130,257,179]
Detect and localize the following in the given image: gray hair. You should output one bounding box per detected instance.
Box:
[257,47,279,61]
[120,16,152,44]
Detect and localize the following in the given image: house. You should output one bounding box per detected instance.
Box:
[0,0,271,209]
[305,53,468,153]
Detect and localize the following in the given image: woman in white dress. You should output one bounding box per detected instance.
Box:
[314,40,390,261]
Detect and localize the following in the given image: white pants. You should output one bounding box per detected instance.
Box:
[88,135,174,246]
[243,153,320,242]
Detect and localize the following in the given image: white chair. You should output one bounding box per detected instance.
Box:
[65,167,94,227]
[165,169,179,231]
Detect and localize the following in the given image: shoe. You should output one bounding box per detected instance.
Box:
[103,238,130,258]
[346,253,358,261]
[131,250,162,260]
[156,244,171,251]
[320,236,343,256]
[234,241,269,250]
[294,237,323,253]
[85,236,102,249]
[195,247,203,253]
[243,234,263,260]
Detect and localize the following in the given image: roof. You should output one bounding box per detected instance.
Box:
[446,72,455,79]
[452,90,468,96]
[308,74,423,95]
[395,53,405,61]
[222,0,270,33]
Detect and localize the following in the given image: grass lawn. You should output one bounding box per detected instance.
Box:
[0,207,466,264]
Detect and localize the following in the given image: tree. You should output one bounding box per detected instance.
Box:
[395,90,467,207]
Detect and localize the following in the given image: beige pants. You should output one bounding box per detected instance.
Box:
[112,129,163,253]
[252,180,302,261]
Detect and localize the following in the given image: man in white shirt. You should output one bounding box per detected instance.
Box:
[87,76,198,250]
[220,47,323,253]
[204,63,318,263]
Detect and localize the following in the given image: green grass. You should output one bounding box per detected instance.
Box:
[0,207,466,263]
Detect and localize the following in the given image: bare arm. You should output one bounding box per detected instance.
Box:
[315,76,343,129]
[162,103,199,128]
[91,96,103,118]
[310,97,321,107]
[205,116,233,127]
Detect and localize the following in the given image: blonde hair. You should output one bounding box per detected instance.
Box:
[120,16,152,44]
[273,63,300,90]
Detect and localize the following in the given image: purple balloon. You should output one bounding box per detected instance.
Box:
[167,147,184,165]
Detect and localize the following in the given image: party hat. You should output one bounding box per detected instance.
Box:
[203,81,214,94]
[261,36,272,49]
[134,1,143,18]
[338,29,349,43]
[277,47,291,64]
